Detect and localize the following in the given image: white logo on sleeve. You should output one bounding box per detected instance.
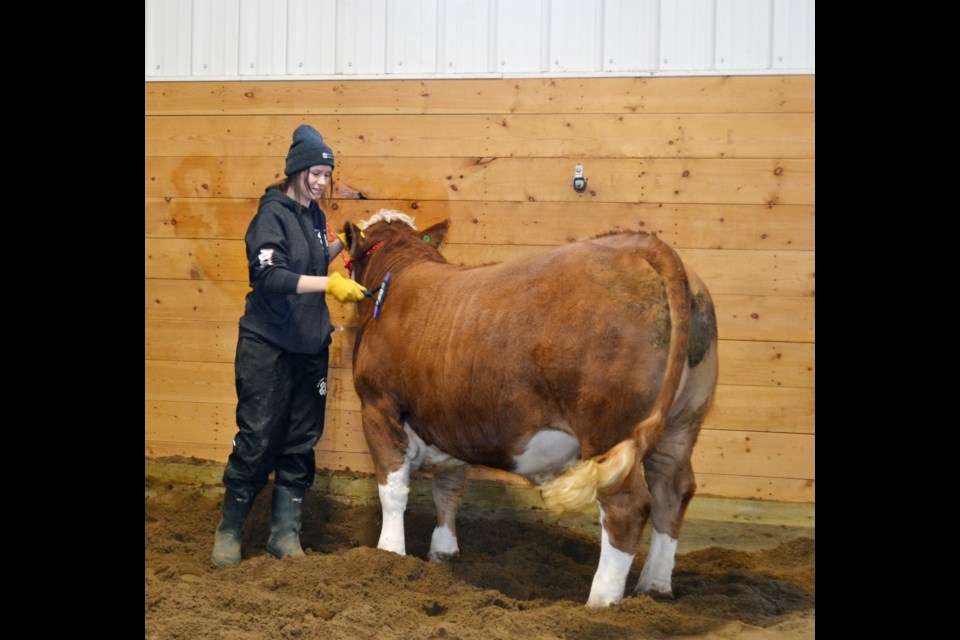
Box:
[258,248,275,267]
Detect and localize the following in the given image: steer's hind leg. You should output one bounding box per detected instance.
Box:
[635,428,698,598]
[637,333,717,598]
[589,467,652,607]
[428,464,468,562]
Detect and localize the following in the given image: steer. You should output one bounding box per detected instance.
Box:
[341,209,718,607]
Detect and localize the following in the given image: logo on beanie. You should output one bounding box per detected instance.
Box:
[322,152,331,160]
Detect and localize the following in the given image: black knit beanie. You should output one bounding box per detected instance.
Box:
[284,124,335,176]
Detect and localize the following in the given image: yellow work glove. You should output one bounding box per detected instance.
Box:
[326,271,368,303]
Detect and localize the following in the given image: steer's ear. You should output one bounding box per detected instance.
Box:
[343,221,363,253]
[421,219,451,251]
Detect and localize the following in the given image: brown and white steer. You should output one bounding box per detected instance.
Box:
[341,210,718,607]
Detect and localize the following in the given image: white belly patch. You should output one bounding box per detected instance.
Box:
[512,429,581,484]
[403,422,465,471]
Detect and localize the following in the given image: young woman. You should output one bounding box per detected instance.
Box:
[211,124,367,567]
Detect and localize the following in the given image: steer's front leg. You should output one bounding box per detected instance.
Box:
[360,398,411,556]
[377,458,411,555]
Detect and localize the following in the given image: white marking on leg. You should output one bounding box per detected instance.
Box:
[513,429,581,484]
[377,461,410,555]
[428,525,459,561]
[637,528,678,595]
[587,505,635,608]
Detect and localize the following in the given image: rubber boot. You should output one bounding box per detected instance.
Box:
[266,485,307,559]
[211,489,254,568]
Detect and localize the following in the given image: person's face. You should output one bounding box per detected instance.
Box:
[306,165,332,200]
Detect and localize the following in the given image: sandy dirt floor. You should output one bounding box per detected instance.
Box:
[145,473,814,640]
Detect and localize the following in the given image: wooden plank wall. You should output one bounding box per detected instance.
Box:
[145,76,815,503]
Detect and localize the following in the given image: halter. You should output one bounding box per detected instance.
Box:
[342,240,386,280]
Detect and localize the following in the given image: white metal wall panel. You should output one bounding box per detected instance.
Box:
[146,0,193,77]
[336,0,387,74]
[493,0,543,72]
[660,0,715,71]
[239,0,288,76]
[191,0,239,77]
[549,0,602,73]
[603,0,659,72]
[715,0,772,70]
[287,0,336,75]
[441,0,491,73]
[773,0,814,70]
[386,0,438,74]
[145,0,815,80]
[145,0,158,77]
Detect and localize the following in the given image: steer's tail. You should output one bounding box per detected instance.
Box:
[540,233,691,511]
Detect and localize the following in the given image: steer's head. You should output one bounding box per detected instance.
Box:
[340,208,451,286]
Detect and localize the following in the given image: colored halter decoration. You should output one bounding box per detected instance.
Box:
[342,240,386,280]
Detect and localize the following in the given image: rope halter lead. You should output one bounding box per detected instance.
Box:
[342,240,386,281]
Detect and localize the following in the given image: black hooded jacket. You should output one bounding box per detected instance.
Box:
[237,187,333,354]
